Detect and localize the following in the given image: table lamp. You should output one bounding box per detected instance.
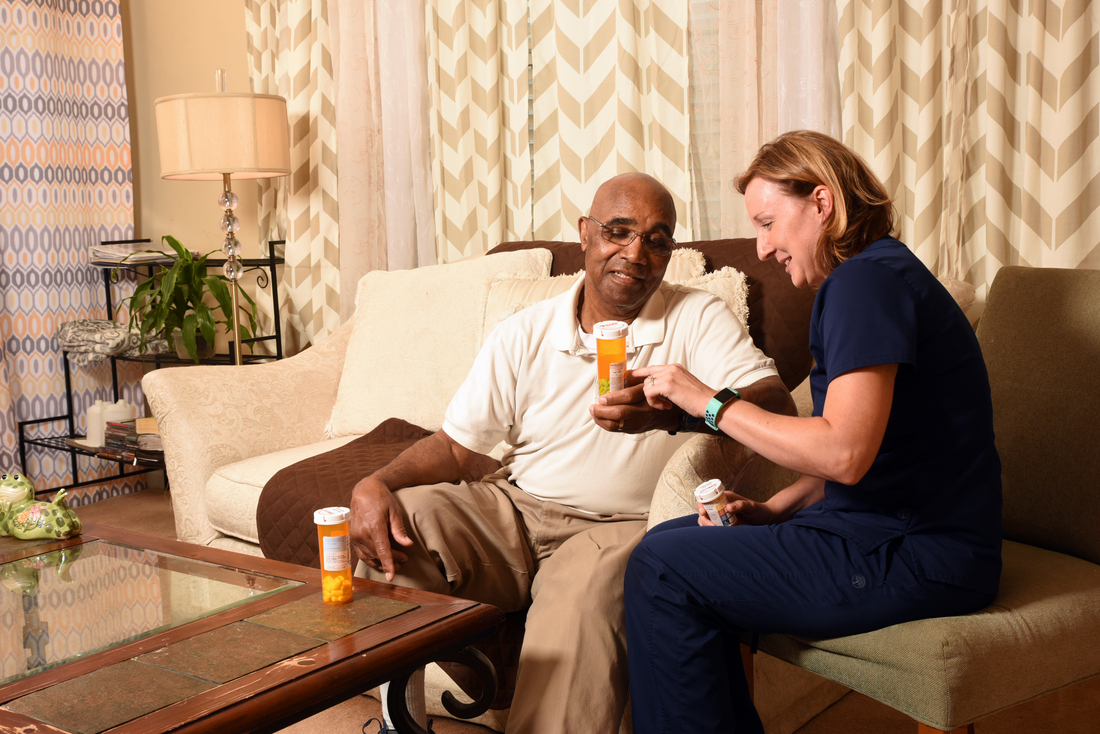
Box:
[153,70,291,365]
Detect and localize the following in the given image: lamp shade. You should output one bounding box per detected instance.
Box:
[154,93,291,180]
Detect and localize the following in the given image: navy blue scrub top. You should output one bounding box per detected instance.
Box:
[789,237,1002,594]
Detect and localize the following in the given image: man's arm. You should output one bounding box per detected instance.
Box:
[349,429,491,581]
[589,373,795,433]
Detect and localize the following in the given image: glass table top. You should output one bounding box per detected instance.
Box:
[0,539,302,685]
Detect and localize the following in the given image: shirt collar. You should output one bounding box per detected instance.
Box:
[551,276,668,355]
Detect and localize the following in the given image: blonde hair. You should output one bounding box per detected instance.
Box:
[735,131,896,277]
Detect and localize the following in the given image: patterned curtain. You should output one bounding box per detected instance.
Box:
[531,0,693,243]
[427,0,531,260]
[839,0,1100,298]
[427,0,694,258]
[0,0,141,500]
[245,0,342,350]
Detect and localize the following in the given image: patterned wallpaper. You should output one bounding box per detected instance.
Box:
[0,0,143,501]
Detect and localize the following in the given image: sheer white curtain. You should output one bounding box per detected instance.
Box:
[328,0,387,321]
[777,0,842,139]
[687,0,841,239]
[329,0,435,288]
[376,0,437,271]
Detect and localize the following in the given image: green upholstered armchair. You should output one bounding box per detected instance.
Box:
[734,266,1100,732]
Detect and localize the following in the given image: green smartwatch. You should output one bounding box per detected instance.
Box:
[704,387,741,430]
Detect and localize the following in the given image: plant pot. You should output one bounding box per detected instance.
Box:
[173,331,216,361]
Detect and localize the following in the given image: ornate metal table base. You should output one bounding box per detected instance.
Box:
[386,647,498,734]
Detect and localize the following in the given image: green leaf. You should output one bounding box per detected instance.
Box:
[195,303,216,345]
[163,235,189,261]
[180,312,199,363]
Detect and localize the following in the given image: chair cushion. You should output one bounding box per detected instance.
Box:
[206,435,361,545]
[977,266,1100,565]
[756,540,1100,730]
[257,418,435,567]
[326,248,553,438]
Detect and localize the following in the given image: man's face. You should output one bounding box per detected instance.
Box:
[578,176,676,328]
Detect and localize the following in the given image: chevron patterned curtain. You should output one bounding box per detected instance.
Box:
[427,0,530,261]
[840,0,1100,298]
[532,0,693,243]
[245,0,342,351]
[427,0,693,259]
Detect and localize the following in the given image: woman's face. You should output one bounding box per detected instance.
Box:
[744,177,831,288]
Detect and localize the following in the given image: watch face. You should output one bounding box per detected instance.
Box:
[714,388,737,404]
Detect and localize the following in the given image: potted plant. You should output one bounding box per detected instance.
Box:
[115,235,259,363]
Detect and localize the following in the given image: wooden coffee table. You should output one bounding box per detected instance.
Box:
[0,523,503,734]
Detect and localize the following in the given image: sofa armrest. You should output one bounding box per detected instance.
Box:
[648,377,811,530]
[142,320,355,545]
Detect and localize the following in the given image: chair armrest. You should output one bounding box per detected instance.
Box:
[648,377,810,530]
[142,320,355,545]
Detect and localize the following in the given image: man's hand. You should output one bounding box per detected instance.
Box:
[349,475,414,582]
[589,371,681,434]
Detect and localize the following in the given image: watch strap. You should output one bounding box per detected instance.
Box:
[704,387,741,431]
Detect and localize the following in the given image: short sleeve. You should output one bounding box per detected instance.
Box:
[442,325,516,455]
[815,259,918,381]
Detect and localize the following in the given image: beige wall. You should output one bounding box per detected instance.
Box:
[121,0,262,258]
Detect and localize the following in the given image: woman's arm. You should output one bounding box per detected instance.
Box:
[699,474,826,527]
[635,363,897,485]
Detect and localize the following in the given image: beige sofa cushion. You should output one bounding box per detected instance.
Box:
[206,435,360,544]
[480,248,731,340]
[326,249,553,438]
[479,247,707,341]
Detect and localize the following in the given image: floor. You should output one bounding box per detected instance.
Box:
[75,488,1100,733]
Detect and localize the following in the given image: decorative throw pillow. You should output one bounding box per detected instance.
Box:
[677,266,750,328]
[479,247,710,347]
[326,248,553,438]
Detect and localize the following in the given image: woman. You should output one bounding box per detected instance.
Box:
[625,131,1002,733]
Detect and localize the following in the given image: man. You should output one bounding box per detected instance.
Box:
[350,173,793,733]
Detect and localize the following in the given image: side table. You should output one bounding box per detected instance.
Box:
[17,241,286,496]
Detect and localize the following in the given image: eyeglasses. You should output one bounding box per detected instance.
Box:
[585,216,676,257]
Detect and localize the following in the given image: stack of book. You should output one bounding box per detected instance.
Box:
[100,418,163,465]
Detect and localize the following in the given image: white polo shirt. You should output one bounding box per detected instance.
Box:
[442,277,778,515]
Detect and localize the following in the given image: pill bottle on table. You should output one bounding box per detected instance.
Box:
[694,479,734,527]
[314,507,354,605]
[594,320,628,397]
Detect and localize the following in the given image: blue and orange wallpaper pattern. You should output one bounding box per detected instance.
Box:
[0,0,145,502]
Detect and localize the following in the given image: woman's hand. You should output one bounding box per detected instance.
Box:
[697,475,826,528]
[696,491,781,527]
[632,364,714,417]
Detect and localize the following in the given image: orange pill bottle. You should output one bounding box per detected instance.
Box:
[314,507,354,605]
[595,320,628,397]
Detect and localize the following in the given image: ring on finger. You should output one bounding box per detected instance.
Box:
[618,419,624,431]
[646,376,655,386]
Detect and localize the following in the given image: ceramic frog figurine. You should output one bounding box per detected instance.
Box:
[0,487,82,540]
[0,473,34,506]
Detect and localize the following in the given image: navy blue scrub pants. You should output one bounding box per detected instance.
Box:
[624,515,993,734]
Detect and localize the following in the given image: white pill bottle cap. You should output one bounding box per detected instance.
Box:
[314,507,350,525]
[594,320,628,339]
[694,479,725,504]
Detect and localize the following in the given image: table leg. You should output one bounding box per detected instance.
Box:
[386,648,498,734]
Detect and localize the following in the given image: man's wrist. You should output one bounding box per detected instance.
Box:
[668,410,705,435]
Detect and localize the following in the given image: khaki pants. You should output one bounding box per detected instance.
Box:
[355,473,647,734]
